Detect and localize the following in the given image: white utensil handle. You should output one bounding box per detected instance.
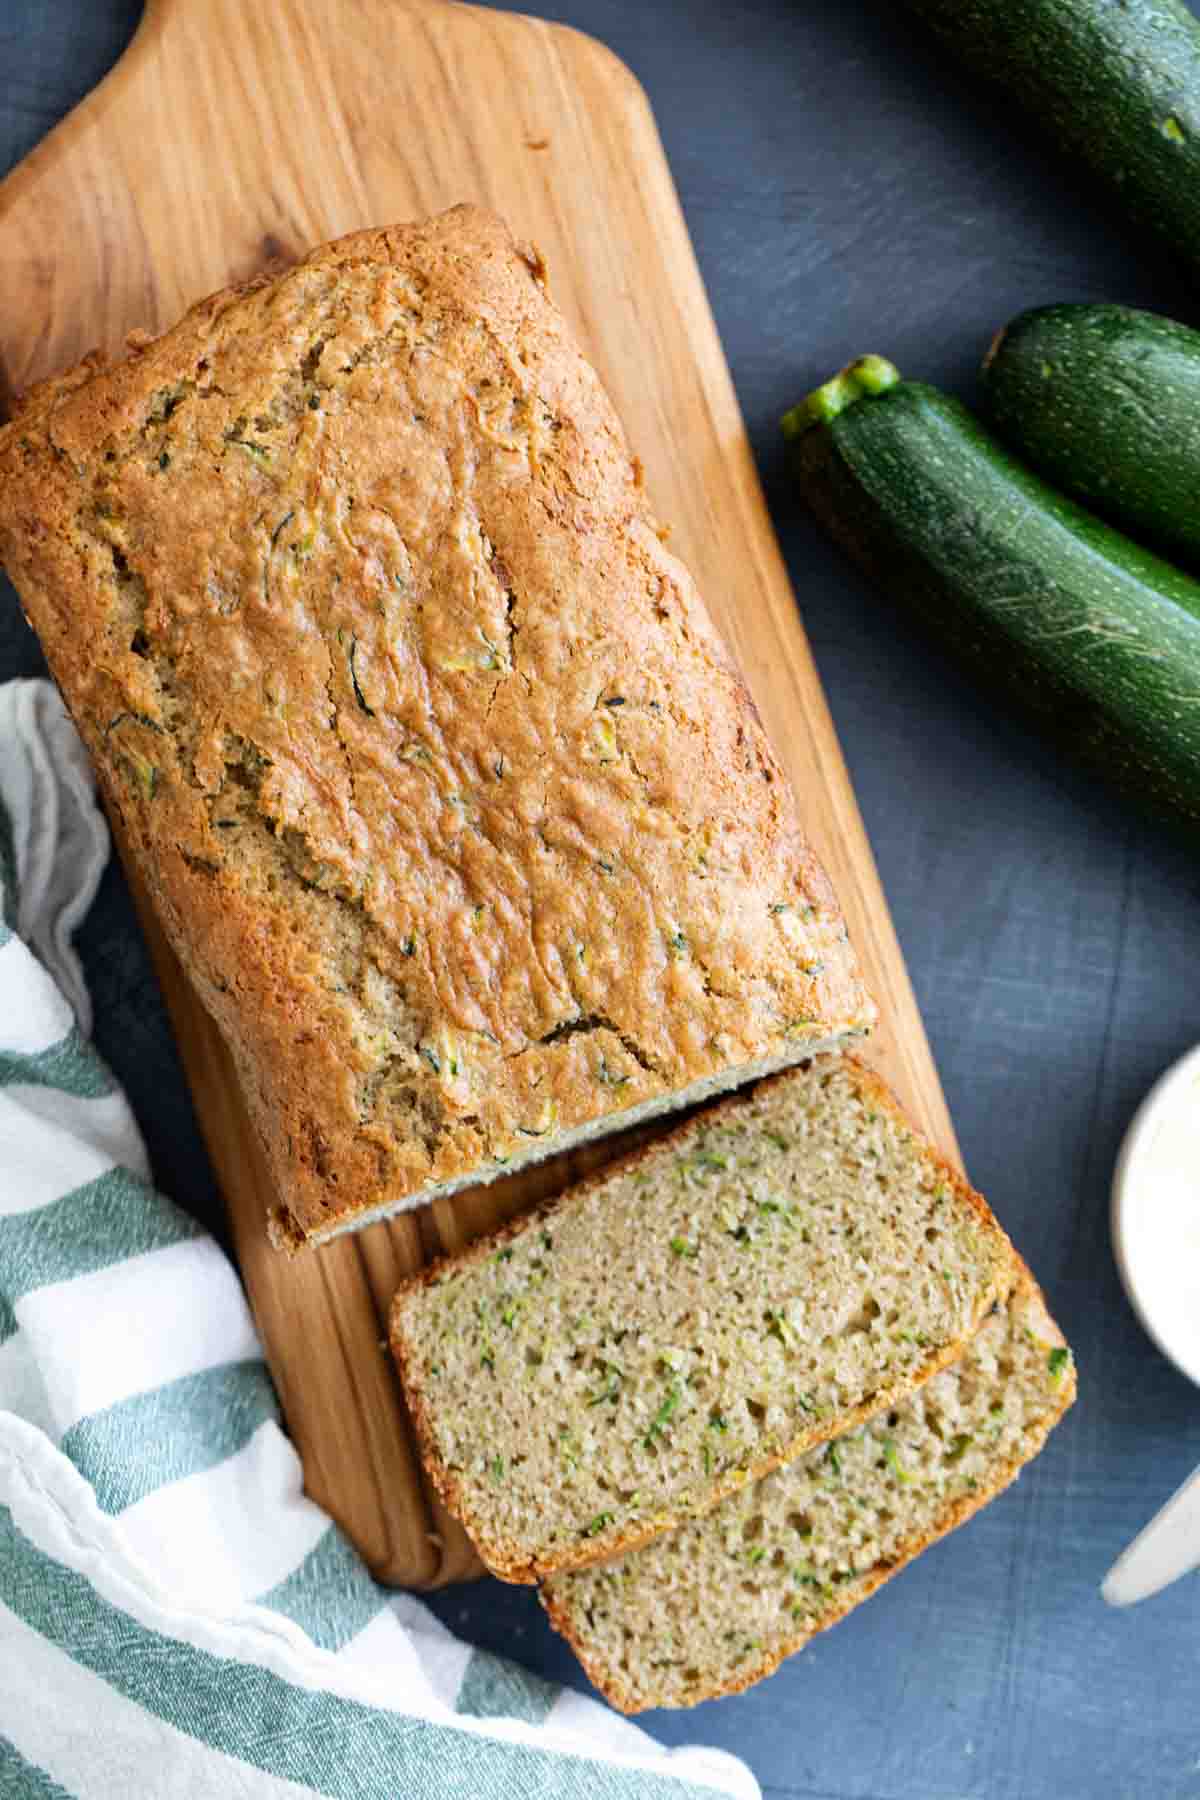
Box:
[1103,1462,1200,1607]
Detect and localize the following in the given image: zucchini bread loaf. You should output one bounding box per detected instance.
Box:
[542,1267,1075,1710]
[390,1055,1016,1581]
[0,206,874,1246]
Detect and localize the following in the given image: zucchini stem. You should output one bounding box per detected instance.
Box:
[782,355,901,439]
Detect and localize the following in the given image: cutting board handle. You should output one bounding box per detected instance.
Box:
[3,0,565,396]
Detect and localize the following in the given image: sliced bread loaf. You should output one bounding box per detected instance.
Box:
[542,1268,1075,1711]
[389,1055,1016,1581]
[0,205,874,1247]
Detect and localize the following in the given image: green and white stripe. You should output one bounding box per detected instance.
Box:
[0,679,759,1798]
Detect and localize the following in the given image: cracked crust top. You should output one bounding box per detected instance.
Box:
[0,205,874,1240]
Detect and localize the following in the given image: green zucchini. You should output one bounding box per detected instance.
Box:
[783,359,1200,847]
[902,0,1200,278]
[983,303,1200,571]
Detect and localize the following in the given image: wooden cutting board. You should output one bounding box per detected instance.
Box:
[0,0,958,1587]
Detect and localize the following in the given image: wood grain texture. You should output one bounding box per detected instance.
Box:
[0,0,957,1586]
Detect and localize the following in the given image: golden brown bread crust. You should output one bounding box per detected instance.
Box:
[389,1053,1018,1583]
[0,204,874,1243]
[540,1261,1075,1710]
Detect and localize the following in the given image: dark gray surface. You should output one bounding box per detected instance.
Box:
[2,5,1198,1797]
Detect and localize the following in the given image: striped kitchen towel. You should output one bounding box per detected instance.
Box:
[0,678,758,1800]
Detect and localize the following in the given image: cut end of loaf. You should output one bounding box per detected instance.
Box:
[390,1054,1016,1582]
[296,1031,855,1245]
[542,1270,1075,1711]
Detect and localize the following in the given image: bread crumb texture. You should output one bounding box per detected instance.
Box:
[543,1270,1074,1710]
[390,1056,1015,1580]
[0,206,874,1241]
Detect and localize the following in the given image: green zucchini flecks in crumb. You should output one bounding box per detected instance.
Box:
[392,1058,1015,1583]
[543,1279,1073,1710]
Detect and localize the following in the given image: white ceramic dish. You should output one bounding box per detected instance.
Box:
[1111,1042,1200,1392]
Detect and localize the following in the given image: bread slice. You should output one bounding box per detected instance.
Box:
[542,1267,1074,1711]
[0,204,875,1248]
[389,1055,1016,1581]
